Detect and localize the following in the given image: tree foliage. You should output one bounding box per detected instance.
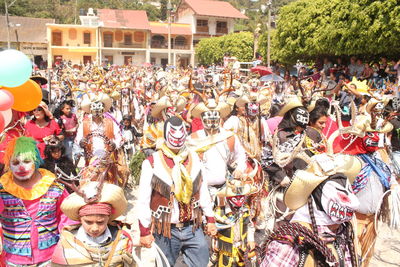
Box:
[273,0,400,64]
[196,32,254,65]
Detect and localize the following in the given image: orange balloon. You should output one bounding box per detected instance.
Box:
[3,79,43,112]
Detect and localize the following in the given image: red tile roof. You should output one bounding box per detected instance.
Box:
[150,22,192,35]
[98,9,150,30]
[184,0,247,19]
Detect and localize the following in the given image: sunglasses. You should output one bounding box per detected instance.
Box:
[33,107,44,112]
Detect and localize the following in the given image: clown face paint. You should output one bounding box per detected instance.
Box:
[227,195,246,208]
[164,116,187,150]
[292,107,309,128]
[319,179,359,224]
[201,110,221,130]
[246,102,260,117]
[10,156,36,181]
[90,101,104,117]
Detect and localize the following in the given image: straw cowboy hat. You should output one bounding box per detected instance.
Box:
[366,97,390,114]
[80,92,112,114]
[236,91,268,108]
[61,182,127,222]
[284,154,363,210]
[191,98,232,119]
[151,95,187,119]
[277,96,305,117]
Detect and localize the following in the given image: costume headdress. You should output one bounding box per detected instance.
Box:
[4,136,43,168]
[61,182,127,222]
[80,92,112,113]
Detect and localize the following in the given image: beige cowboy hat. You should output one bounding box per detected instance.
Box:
[61,182,127,222]
[366,97,390,114]
[236,91,268,108]
[284,154,363,210]
[277,96,305,116]
[151,95,187,119]
[191,99,232,119]
[80,92,112,114]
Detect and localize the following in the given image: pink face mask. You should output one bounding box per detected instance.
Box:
[320,180,359,223]
[227,195,246,208]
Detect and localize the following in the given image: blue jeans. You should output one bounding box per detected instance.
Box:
[155,226,209,267]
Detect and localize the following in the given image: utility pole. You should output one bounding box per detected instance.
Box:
[5,0,17,49]
[167,0,172,65]
[267,0,272,68]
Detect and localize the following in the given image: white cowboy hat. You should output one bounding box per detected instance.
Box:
[80,92,112,114]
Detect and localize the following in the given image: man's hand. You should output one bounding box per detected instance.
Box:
[206,223,217,236]
[140,234,154,248]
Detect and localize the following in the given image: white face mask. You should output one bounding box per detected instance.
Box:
[164,121,187,150]
[90,102,104,117]
[10,156,36,181]
[320,180,359,223]
[201,110,221,130]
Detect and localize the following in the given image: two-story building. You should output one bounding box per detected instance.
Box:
[97,9,150,65]
[0,16,54,68]
[175,0,248,47]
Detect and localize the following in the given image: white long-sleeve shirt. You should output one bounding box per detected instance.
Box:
[137,149,214,228]
[187,129,247,186]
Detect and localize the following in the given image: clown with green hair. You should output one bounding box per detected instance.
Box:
[0,136,72,266]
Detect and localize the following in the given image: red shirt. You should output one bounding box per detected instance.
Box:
[24,120,62,158]
[60,114,78,137]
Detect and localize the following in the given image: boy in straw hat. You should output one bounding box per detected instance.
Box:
[0,137,72,266]
[51,182,134,266]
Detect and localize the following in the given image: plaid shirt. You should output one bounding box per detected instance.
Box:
[261,225,353,267]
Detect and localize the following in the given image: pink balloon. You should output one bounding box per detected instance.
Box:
[0,112,4,132]
[0,89,14,111]
[0,108,12,127]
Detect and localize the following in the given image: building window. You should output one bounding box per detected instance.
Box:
[52,31,62,46]
[104,55,113,65]
[103,33,113,47]
[124,56,132,65]
[174,36,186,48]
[83,56,92,64]
[134,31,145,42]
[197,20,208,27]
[196,20,209,33]
[83,32,91,45]
[124,33,132,45]
[216,21,228,34]
[151,35,166,48]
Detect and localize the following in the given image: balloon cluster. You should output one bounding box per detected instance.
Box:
[0,49,42,132]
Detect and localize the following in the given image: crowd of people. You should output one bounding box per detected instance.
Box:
[0,57,400,267]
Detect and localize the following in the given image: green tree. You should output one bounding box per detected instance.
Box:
[196,32,254,65]
[273,0,400,64]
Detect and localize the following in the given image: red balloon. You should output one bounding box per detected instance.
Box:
[0,89,14,111]
[0,112,5,132]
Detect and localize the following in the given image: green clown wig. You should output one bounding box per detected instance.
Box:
[4,137,43,169]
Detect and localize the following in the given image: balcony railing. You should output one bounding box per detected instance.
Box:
[102,42,146,48]
[196,26,209,33]
[151,42,191,50]
[216,28,228,34]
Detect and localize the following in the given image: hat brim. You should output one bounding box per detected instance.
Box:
[31,76,48,85]
[284,154,363,210]
[81,93,112,114]
[278,97,304,116]
[61,182,127,222]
